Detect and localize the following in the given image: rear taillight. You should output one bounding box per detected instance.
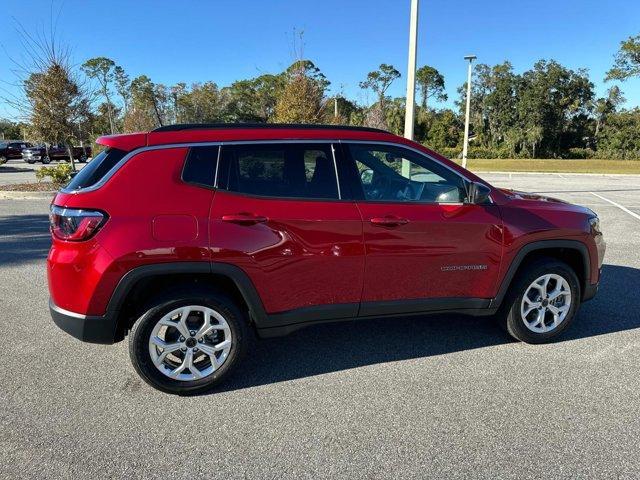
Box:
[49,205,107,241]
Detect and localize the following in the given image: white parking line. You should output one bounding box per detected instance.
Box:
[590,192,640,221]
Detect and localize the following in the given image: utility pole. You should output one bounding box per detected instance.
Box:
[403,0,419,141]
[462,55,476,169]
[334,96,339,119]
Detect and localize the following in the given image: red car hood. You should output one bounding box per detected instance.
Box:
[497,188,570,205]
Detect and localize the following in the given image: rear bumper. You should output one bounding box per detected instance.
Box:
[49,299,116,344]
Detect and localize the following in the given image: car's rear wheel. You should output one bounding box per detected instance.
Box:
[128,291,251,395]
[499,258,580,344]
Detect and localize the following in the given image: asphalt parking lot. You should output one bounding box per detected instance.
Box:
[1,172,639,479]
[0,158,86,186]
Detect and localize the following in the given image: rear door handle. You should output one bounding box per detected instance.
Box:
[221,213,268,225]
[370,216,409,227]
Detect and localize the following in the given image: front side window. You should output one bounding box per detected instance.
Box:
[347,143,467,203]
[219,143,339,200]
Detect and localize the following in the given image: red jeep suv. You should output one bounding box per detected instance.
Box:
[48,124,605,394]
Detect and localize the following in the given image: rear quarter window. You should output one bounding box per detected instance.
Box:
[182,146,219,188]
[65,148,127,190]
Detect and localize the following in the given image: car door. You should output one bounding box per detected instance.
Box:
[342,142,503,315]
[9,143,23,159]
[209,141,365,322]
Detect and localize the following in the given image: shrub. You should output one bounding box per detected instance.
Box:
[438,147,461,159]
[35,163,73,187]
[564,148,594,159]
[465,146,510,159]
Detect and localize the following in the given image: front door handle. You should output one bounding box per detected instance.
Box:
[370,215,409,227]
[221,213,268,225]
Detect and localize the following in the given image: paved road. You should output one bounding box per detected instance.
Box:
[1,173,639,479]
[0,158,86,186]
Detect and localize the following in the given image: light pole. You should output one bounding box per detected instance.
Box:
[462,54,476,169]
[403,0,419,140]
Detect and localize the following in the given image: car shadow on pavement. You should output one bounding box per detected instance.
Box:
[0,214,51,266]
[563,264,640,340]
[217,263,640,394]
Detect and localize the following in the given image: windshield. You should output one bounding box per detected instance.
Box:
[65,148,127,190]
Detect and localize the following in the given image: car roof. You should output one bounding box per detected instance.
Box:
[152,123,388,134]
[96,123,403,151]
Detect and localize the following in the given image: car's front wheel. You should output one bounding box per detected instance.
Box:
[500,258,580,344]
[128,291,251,394]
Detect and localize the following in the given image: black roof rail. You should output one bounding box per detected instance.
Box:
[151,123,390,134]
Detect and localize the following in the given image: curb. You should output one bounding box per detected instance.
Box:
[0,190,56,200]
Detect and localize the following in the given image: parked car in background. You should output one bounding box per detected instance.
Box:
[47,123,605,394]
[0,141,33,164]
[22,144,92,164]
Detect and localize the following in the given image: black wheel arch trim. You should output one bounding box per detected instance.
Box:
[490,239,592,308]
[106,261,270,327]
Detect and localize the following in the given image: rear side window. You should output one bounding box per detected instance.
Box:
[182,146,219,188]
[218,143,339,199]
[65,148,127,190]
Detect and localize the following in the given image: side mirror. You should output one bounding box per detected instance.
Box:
[467,182,492,204]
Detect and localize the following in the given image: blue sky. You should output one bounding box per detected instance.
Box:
[1,0,639,118]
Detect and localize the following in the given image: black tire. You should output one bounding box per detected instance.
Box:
[41,156,51,164]
[0,155,7,164]
[128,290,252,395]
[497,257,581,344]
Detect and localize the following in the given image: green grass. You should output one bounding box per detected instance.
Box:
[450,158,640,174]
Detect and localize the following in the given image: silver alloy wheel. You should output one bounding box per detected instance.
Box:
[148,305,232,381]
[520,273,572,333]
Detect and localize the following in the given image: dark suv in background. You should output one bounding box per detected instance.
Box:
[0,141,33,164]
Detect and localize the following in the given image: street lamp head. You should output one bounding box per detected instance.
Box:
[464,55,477,62]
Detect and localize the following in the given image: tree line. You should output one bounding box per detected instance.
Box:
[3,32,639,160]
